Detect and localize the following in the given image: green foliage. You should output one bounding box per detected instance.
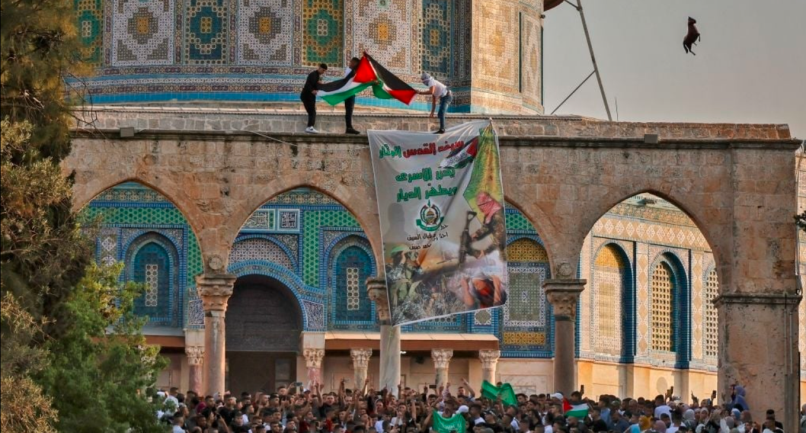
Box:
[39,263,168,433]
[1,0,88,160]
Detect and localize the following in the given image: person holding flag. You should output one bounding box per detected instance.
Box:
[301,63,328,134]
[417,73,452,134]
[343,57,361,135]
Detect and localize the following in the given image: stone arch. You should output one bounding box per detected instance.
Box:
[227,183,382,270]
[228,261,314,331]
[589,242,634,362]
[573,189,724,291]
[124,231,183,328]
[230,235,297,273]
[504,196,559,272]
[72,177,203,248]
[648,251,690,368]
[326,234,377,328]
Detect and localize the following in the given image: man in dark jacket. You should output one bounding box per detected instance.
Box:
[301,63,327,133]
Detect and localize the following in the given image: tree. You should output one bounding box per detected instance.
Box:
[1,0,169,430]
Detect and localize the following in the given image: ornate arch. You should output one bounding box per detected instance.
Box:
[228,261,323,332]
[648,251,690,369]
[124,232,183,328]
[325,234,376,328]
[230,234,298,273]
[588,241,635,363]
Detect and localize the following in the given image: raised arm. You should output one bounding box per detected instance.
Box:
[461,379,476,399]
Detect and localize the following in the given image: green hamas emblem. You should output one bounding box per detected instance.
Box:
[416,200,443,232]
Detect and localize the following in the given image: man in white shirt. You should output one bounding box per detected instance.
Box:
[417,73,452,134]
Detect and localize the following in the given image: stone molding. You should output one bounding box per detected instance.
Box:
[431,349,454,370]
[186,346,204,366]
[713,292,802,307]
[544,279,586,318]
[350,348,373,369]
[303,348,325,369]
[479,349,501,369]
[196,274,237,312]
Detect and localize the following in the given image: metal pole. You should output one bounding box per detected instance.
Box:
[574,0,613,121]
[551,70,595,115]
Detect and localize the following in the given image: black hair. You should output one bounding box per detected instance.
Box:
[319,63,328,70]
[351,57,360,63]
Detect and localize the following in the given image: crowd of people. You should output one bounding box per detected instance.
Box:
[157,380,801,433]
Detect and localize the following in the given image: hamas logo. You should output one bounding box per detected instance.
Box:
[416,200,443,232]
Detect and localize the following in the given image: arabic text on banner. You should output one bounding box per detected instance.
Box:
[368,120,508,326]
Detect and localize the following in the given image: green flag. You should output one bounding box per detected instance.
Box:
[462,124,503,225]
[431,410,467,433]
[481,380,517,406]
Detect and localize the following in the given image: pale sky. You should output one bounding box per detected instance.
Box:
[543,0,806,140]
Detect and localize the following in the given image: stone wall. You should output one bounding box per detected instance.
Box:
[65,109,800,427]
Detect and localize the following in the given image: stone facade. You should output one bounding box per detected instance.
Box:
[70,0,543,114]
[68,108,800,428]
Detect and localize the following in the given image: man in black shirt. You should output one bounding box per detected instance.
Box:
[301,63,328,133]
[343,57,360,135]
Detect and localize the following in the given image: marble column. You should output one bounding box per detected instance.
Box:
[431,349,454,387]
[479,349,500,384]
[186,345,204,394]
[303,348,325,386]
[196,273,237,396]
[367,277,401,396]
[351,348,373,389]
[544,279,585,398]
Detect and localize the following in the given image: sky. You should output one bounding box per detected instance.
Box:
[543,0,806,140]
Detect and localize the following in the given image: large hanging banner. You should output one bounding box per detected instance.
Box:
[368,120,508,326]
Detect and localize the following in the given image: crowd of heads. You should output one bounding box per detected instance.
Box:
[157,381,789,433]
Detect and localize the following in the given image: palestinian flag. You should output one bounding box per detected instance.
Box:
[317,54,417,106]
[563,399,589,418]
[439,136,478,169]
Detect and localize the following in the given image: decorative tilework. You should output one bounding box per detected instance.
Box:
[505,263,546,327]
[346,267,360,310]
[236,0,293,65]
[242,209,275,230]
[99,229,118,266]
[278,209,300,231]
[302,0,343,66]
[303,210,359,286]
[303,300,326,331]
[636,243,649,357]
[651,263,674,352]
[704,268,719,359]
[592,245,624,357]
[593,216,707,251]
[186,292,204,328]
[112,0,175,66]
[474,309,492,326]
[421,0,450,78]
[144,263,159,306]
[353,0,412,72]
[521,13,541,105]
[230,238,294,271]
[507,237,548,262]
[691,252,704,360]
[185,0,231,64]
[503,331,546,346]
[75,0,104,64]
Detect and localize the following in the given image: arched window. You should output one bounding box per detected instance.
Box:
[502,237,551,352]
[593,245,626,356]
[332,242,373,324]
[131,241,173,322]
[651,262,675,352]
[704,269,719,358]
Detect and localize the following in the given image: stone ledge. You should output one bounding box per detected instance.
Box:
[713,292,802,306]
[70,128,802,150]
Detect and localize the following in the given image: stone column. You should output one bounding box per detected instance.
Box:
[351,348,373,389]
[196,273,237,396]
[303,348,325,386]
[186,345,204,394]
[367,277,401,396]
[479,350,500,384]
[544,279,585,398]
[431,349,454,387]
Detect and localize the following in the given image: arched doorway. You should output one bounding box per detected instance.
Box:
[226,274,302,395]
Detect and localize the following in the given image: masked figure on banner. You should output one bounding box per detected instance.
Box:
[369,120,508,326]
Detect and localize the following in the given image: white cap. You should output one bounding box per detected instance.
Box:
[549,393,564,400]
[457,405,469,414]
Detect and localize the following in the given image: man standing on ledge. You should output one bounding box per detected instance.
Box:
[418,73,452,134]
[344,57,360,135]
[301,63,327,134]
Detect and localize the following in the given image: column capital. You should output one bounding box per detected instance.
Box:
[431,348,454,369]
[366,276,391,324]
[303,348,325,369]
[350,348,373,369]
[479,349,501,369]
[544,279,586,318]
[186,345,204,366]
[196,273,237,312]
